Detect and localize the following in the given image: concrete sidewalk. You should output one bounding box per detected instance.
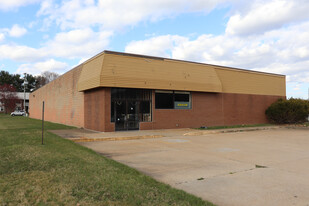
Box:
[50,128,190,142]
[50,125,282,142]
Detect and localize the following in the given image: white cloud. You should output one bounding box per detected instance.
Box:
[8,24,27,37]
[0,44,43,62]
[293,83,301,91]
[0,24,27,38]
[125,20,309,84]
[78,57,88,65]
[288,71,309,83]
[0,33,4,42]
[126,35,188,57]
[16,59,69,75]
[0,0,39,10]
[0,27,113,62]
[27,21,38,29]
[43,28,113,58]
[53,28,99,44]
[37,0,227,30]
[226,0,309,36]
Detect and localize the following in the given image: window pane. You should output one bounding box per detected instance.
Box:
[175,93,189,102]
[140,101,151,122]
[155,92,174,109]
[174,92,191,109]
[140,101,150,113]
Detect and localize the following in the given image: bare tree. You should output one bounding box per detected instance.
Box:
[35,71,60,89]
[42,71,59,83]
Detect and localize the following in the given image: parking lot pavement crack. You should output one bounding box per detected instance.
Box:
[203,166,270,180]
[212,167,256,178]
[175,181,189,185]
[173,166,267,186]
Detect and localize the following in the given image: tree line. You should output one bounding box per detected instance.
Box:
[0,71,59,113]
[0,70,59,92]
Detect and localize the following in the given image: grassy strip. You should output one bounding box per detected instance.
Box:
[196,123,273,130]
[0,115,214,206]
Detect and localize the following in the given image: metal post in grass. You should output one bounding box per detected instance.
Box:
[42,101,44,145]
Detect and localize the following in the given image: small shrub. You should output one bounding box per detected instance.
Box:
[265,98,309,124]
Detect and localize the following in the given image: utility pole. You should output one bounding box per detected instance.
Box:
[42,101,44,145]
[23,73,28,112]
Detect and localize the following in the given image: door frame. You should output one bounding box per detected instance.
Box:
[114,100,140,131]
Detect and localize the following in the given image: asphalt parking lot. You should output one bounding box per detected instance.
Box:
[79,128,309,206]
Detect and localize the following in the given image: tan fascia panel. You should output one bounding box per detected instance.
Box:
[214,67,286,96]
[77,53,105,92]
[98,53,222,92]
[77,50,285,96]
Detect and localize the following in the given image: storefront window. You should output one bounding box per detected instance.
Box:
[155,90,173,109]
[155,90,191,109]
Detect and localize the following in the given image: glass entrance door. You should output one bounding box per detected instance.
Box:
[115,100,126,131]
[111,88,152,131]
[114,100,139,131]
[126,101,139,130]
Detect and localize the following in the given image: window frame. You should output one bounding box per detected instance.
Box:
[155,90,191,110]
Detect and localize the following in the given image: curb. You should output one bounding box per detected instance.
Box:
[70,135,165,142]
[183,126,282,136]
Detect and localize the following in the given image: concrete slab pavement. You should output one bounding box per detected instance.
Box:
[75,128,309,206]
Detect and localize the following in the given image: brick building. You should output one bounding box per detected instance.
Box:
[0,92,29,113]
[29,51,286,132]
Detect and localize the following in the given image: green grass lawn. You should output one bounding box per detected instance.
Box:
[0,114,214,206]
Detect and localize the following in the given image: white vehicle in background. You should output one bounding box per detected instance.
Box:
[10,110,26,116]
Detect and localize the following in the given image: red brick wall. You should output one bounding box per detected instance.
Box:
[29,65,84,127]
[148,92,224,129]
[148,92,281,130]
[222,93,280,125]
[84,88,114,131]
[84,88,283,132]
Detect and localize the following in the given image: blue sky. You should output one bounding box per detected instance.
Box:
[0,0,309,99]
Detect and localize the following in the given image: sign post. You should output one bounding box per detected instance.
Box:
[42,101,44,145]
